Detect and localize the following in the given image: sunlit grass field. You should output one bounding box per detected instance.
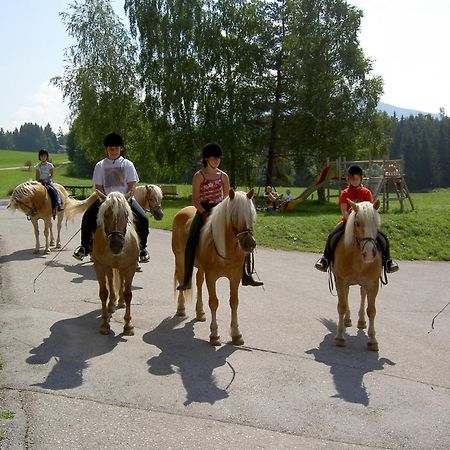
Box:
[1,149,449,261]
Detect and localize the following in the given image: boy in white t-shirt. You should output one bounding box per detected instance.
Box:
[73,133,150,262]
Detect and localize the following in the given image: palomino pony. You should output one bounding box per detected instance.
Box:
[332,199,383,351]
[134,184,164,220]
[172,189,257,346]
[91,191,140,335]
[8,180,72,253]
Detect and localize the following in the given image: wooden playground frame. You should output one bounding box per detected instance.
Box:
[326,157,414,212]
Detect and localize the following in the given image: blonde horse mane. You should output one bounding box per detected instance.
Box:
[8,180,42,209]
[344,201,381,248]
[97,192,135,233]
[201,191,256,257]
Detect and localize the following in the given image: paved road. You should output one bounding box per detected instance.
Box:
[0,205,449,449]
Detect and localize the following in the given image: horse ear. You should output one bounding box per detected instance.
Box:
[347,198,358,211]
[96,190,107,202]
[145,184,152,193]
[247,188,255,199]
[229,189,235,200]
[373,199,380,210]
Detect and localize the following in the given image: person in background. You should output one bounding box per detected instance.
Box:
[314,164,399,274]
[177,142,263,290]
[263,185,280,212]
[35,149,63,211]
[72,132,150,263]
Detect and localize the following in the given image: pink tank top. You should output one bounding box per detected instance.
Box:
[199,171,223,204]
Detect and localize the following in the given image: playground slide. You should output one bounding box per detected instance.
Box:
[285,164,336,211]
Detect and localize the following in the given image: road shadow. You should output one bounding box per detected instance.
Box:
[306,318,396,406]
[143,316,248,406]
[26,310,127,390]
[0,248,51,263]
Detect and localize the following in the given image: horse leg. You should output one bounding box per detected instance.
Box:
[229,277,244,345]
[122,272,134,336]
[49,221,56,247]
[31,218,40,253]
[117,273,126,309]
[54,211,63,248]
[344,293,352,328]
[358,286,367,329]
[335,280,349,347]
[96,270,111,335]
[195,268,206,322]
[206,275,220,346]
[43,218,51,253]
[366,285,379,351]
[107,270,117,313]
[175,254,186,317]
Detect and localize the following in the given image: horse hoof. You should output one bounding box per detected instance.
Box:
[176,310,186,318]
[232,335,244,346]
[123,327,134,336]
[335,337,345,347]
[357,320,367,329]
[210,337,221,346]
[44,249,51,254]
[99,326,110,335]
[55,243,61,249]
[117,301,125,309]
[196,313,206,322]
[33,249,40,254]
[368,342,379,352]
[344,319,352,327]
[50,241,55,246]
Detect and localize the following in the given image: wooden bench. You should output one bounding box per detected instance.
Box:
[160,185,178,197]
[63,184,93,199]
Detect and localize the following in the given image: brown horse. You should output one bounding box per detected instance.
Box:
[172,189,257,346]
[8,180,73,253]
[92,191,140,335]
[134,184,164,220]
[332,200,383,351]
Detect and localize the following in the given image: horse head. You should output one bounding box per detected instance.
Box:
[8,181,44,217]
[97,191,133,255]
[346,199,381,263]
[228,189,257,253]
[145,184,164,220]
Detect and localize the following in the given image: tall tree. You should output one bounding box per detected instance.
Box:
[53,0,139,161]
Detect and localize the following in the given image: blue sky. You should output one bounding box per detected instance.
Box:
[1,0,449,134]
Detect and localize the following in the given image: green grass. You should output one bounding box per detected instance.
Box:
[1,148,448,261]
[0,411,14,420]
[0,149,68,168]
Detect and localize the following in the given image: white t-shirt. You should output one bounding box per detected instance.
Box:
[35,161,54,181]
[93,157,139,195]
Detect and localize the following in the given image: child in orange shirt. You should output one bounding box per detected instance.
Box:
[315,164,399,273]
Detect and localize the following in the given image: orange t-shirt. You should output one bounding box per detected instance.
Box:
[339,185,373,221]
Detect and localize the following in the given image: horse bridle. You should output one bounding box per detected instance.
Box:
[355,236,379,253]
[144,194,162,217]
[213,226,254,259]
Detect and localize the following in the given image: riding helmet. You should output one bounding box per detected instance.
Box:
[347,164,364,176]
[38,149,49,158]
[202,142,223,159]
[104,132,124,147]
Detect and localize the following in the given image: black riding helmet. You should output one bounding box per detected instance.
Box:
[104,132,124,147]
[38,149,49,159]
[202,142,223,159]
[347,164,364,176]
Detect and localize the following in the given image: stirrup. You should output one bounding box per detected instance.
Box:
[386,259,399,273]
[139,249,150,263]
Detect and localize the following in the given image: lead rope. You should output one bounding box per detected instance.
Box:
[33,227,81,293]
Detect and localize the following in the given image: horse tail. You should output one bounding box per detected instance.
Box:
[64,192,98,221]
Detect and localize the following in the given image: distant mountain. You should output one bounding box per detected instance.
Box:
[377,101,439,118]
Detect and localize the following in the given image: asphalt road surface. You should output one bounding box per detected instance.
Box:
[1,203,449,449]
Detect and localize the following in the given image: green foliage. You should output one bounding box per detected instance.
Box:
[0,411,14,420]
[53,0,139,162]
[0,123,60,152]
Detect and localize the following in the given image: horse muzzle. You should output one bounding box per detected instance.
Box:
[237,232,256,253]
[107,231,126,255]
[152,207,164,221]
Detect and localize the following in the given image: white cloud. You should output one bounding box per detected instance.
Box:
[11,82,70,133]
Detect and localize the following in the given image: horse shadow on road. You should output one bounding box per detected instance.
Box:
[0,248,50,263]
[143,316,249,406]
[306,318,396,406]
[26,310,126,390]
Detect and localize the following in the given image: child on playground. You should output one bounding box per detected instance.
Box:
[72,132,150,263]
[35,149,63,211]
[177,142,263,290]
[315,164,399,273]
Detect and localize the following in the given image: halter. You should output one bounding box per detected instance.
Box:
[106,230,126,240]
[213,226,254,259]
[355,236,378,252]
